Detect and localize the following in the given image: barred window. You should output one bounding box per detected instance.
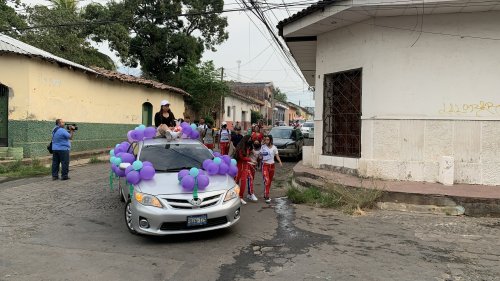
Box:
[322,69,362,158]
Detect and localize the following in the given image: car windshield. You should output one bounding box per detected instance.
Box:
[270,128,292,139]
[139,143,213,172]
[303,123,314,128]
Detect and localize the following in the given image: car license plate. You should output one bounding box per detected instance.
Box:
[187,215,207,227]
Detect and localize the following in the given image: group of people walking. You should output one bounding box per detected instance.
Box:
[153,99,283,205]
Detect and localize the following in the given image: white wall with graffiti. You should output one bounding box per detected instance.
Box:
[310,10,500,185]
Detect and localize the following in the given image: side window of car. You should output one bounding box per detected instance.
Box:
[291,130,297,139]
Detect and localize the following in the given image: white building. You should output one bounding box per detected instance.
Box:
[278,0,500,185]
[223,91,264,131]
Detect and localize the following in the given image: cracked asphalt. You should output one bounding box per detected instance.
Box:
[1,159,499,281]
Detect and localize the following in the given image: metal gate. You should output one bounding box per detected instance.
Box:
[322,69,362,158]
[0,84,8,147]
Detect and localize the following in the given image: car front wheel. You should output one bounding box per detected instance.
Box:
[124,199,138,235]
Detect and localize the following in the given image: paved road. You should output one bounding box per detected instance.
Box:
[1,160,499,281]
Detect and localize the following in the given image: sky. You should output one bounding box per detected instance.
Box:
[22,0,315,107]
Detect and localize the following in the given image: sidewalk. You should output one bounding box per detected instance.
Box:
[293,161,500,217]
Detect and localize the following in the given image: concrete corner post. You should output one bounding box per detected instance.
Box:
[438,156,454,186]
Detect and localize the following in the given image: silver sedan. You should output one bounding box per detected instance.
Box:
[118,138,241,236]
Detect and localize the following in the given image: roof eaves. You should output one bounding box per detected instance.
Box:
[277,0,336,33]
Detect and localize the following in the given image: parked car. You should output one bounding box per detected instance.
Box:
[119,138,241,236]
[269,126,304,158]
[300,122,314,138]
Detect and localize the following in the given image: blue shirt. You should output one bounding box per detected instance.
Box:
[52,127,71,150]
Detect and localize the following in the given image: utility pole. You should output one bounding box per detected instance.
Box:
[220,67,224,128]
[236,60,241,81]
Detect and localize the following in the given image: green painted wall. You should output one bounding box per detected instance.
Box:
[8,120,136,158]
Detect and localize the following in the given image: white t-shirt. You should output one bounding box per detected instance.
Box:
[204,128,215,144]
[219,129,230,143]
[250,148,261,165]
[261,145,278,164]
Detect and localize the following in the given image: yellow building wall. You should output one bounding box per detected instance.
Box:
[1,54,185,123]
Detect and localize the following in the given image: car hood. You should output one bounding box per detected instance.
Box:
[273,138,294,147]
[137,172,236,196]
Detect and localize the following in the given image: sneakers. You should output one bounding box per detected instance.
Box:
[250,194,258,201]
[265,197,271,204]
[240,198,247,205]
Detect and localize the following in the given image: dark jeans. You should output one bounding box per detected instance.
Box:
[52,150,70,179]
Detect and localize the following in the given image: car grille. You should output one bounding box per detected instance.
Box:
[277,144,287,149]
[162,193,223,209]
[160,216,228,231]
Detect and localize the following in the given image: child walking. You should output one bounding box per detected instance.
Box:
[246,139,262,202]
[203,124,215,150]
[235,135,253,205]
[261,135,282,203]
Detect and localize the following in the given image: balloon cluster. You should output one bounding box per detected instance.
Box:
[123,160,156,184]
[127,125,157,143]
[180,122,200,140]
[178,167,210,191]
[109,142,136,177]
[202,152,238,177]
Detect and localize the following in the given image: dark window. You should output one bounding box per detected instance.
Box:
[139,143,212,172]
[323,68,362,158]
[0,85,8,147]
[227,106,231,117]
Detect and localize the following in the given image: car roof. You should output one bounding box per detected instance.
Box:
[140,137,202,146]
[271,126,294,129]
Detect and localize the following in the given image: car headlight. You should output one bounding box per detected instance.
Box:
[134,192,163,208]
[224,185,240,202]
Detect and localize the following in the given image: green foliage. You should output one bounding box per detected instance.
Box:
[0,159,51,178]
[16,4,115,69]
[251,110,263,124]
[0,0,27,37]
[287,184,383,214]
[83,0,228,83]
[273,88,287,104]
[173,61,228,116]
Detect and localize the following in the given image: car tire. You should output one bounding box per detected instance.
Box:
[124,199,138,235]
[119,185,125,202]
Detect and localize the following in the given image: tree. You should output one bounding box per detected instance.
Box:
[83,0,228,83]
[173,61,228,117]
[17,4,115,69]
[273,88,287,104]
[0,0,27,37]
[251,110,263,124]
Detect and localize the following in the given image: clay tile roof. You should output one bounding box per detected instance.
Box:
[92,67,190,97]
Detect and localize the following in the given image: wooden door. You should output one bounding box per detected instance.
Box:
[0,85,8,147]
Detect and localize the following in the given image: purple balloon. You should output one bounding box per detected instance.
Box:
[183,126,192,136]
[126,170,141,184]
[127,130,135,143]
[213,152,221,157]
[228,165,238,177]
[120,141,130,149]
[144,127,157,138]
[177,169,190,181]
[130,129,144,142]
[222,155,231,165]
[140,165,155,180]
[200,169,208,176]
[190,130,200,139]
[197,175,210,189]
[181,175,195,190]
[120,153,135,164]
[125,165,134,175]
[142,161,153,167]
[218,162,229,175]
[202,159,212,170]
[115,166,126,177]
[207,163,219,175]
[114,146,123,155]
[181,122,189,129]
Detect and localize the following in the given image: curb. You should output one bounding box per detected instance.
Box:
[292,164,500,217]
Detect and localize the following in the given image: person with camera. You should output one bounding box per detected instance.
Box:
[51,119,75,180]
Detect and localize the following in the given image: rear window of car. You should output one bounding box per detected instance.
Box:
[270,128,292,139]
[303,123,314,127]
[139,143,212,172]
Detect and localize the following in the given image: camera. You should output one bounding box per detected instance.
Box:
[66,123,78,131]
